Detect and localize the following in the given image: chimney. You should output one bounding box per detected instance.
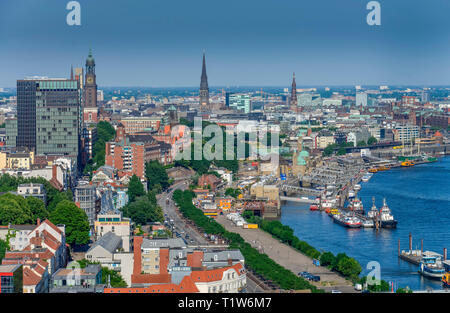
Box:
[228,258,233,266]
[409,233,412,251]
[37,218,40,226]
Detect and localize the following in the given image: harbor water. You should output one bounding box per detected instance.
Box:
[281,156,450,291]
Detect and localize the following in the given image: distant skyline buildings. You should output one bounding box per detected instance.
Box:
[1,0,450,87]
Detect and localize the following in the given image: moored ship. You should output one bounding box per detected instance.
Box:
[379,198,397,228]
[332,213,362,228]
[419,253,445,280]
[347,197,364,214]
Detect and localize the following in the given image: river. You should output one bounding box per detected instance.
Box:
[281,156,450,291]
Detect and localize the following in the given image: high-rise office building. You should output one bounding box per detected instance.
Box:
[16,78,81,161]
[228,94,251,113]
[199,52,209,107]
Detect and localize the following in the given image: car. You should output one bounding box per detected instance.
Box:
[311,275,320,282]
[185,234,190,239]
[331,290,342,293]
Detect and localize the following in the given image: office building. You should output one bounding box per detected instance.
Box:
[16,78,81,161]
[74,181,97,227]
[228,94,251,113]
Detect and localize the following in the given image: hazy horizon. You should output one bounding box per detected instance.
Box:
[1,0,450,87]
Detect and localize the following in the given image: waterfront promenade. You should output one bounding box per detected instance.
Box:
[216,215,358,293]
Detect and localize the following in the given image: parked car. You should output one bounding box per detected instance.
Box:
[331,290,342,293]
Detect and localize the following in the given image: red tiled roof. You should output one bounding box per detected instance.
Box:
[23,267,42,286]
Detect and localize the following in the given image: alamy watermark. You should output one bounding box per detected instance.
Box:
[170,117,280,168]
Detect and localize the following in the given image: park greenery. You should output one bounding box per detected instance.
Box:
[49,200,90,246]
[145,160,170,193]
[172,189,323,292]
[78,259,127,287]
[0,174,91,247]
[323,142,354,157]
[127,174,146,203]
[83,121,116,175]
[225,187,241,199]
[175,121,258,175]
[0,193,49,225]
[121,175,164,226]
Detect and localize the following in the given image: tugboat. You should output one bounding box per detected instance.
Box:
[367,197,379,219]
[379,198,397,228]
[309,204,319,211]
[347,197,364,214]
[419,253,445,280]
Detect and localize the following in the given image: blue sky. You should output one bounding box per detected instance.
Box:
[0,0,449,87]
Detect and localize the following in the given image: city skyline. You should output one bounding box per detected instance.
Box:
[1,0,450,87]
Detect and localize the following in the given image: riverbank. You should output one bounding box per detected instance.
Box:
[281,156,450,291]
[215,215,357,293]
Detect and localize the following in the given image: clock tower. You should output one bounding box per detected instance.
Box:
[83,49,99,124]
[84,49,97,109]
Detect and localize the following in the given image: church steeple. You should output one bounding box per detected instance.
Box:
[290,72,297,107]
[199,51,209,107]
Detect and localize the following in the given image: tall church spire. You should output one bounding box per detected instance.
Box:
[290,72,297,107]
[199,51,209,107]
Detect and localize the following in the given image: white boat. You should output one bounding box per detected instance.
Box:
[362,219,374,228]
[348,190,355,198]
[379,198,397,228]
[361,173,373,182]
[354,184,361,191]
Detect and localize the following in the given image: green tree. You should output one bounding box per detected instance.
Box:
[25,197,49,221]
[49,200,90,246]
[145,161,170,191]
[121,196,163,225]
[319,252,336,267]
[0,193,34,225]
[127,175,145,203]
[357,140,367,147]
[84,121,116,174]
[367,136,378,145]
[0,239,8,263]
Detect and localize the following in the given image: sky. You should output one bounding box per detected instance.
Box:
[0,0,450,87]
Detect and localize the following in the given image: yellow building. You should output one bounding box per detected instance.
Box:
[0,150,34,170]
[215,197,233,211]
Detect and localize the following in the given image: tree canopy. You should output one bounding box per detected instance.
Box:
[49,200,90,246]
[121,196,163,226]
[127,175,146,203]
[0,193,48,225]
[145,161,170,192]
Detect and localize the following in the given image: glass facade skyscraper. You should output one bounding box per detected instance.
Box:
[16,78,81,161]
